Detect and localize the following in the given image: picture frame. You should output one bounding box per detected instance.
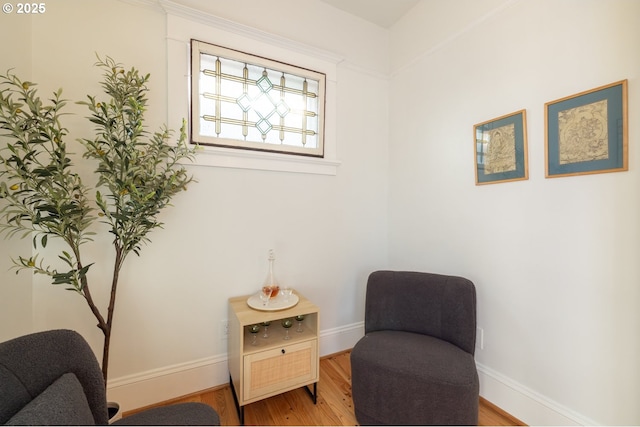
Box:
[474,109,528,185]
[545,80,628,178]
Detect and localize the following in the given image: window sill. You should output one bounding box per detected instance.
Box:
[191,146,341,175]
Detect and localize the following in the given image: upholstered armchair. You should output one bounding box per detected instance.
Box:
[351,270,479,425]
[0,329,219,425]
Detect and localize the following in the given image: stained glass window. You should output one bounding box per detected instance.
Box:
[191,40,326,157]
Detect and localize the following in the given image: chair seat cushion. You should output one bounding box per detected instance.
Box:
[113,403,220,426]
[353,330,477,386]
[351,330,479,425]
[5,373,95,426]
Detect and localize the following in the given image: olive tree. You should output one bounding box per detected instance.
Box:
[0,56,195,382]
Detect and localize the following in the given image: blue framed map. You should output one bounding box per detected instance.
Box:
[545,80,628,178]
[474,110,528,185]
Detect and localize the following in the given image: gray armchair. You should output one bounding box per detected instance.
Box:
[0,329,219,425]
[351,271,479,425]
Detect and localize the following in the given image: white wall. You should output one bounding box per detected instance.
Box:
[0,0,388,410]
[388,0,640,425]
[3,0,638,425]
[0,13,33,341]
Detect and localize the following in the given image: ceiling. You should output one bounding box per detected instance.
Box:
[319,0,421,28]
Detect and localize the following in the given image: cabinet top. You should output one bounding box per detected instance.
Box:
[229,290,319,325]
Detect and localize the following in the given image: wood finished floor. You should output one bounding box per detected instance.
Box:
[126,351,526,426]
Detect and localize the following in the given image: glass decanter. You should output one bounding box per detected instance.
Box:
[262,249,280,299]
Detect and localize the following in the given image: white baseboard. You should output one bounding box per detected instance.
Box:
[106,353,229,412]
[106,322,365,413]
[319,321,364,355]
[107,324,595,426]
[477,362,598,426]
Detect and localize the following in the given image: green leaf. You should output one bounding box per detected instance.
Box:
[58,254,73,267]
[78,263,93,277]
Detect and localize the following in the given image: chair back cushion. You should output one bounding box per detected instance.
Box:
[0,330,108,425]
[6,373,95,426]
[364,270,477,354]
[0,365,32,424]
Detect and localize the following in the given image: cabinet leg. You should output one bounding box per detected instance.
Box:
[304,382,318,404]
[229,374,245,425]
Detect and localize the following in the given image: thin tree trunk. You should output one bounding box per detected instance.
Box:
[101,245,125,383]
[101,327,112,384]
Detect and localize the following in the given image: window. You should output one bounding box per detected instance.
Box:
[191,40,326,157]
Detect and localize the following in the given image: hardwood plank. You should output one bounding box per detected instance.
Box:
[212,385,240,425]
[479,396,526,426]
[318,356,357,425]
[124,350,525,426]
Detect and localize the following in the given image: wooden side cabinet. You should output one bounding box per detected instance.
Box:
[228,291,320,424]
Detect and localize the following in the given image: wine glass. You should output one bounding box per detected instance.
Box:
[249,324,260,346]
[295,314,305,333]
[281,286,293,302]
[259,288,271,307]
[261,321,271,339]
[281,318,293,340]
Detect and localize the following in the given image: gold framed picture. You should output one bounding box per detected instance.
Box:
[545,80,628,178]
[474,110,528,185]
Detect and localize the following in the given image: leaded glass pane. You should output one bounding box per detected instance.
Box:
[191,40,325,157]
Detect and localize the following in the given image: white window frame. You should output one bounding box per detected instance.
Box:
[164,7,341,175]
[191,40,326,158]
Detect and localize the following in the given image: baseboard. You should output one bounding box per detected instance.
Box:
[318,321,365,355]
[107,324,596,426]
[106,321,365,412]
[106,353,229,412]
[477,362,598,426]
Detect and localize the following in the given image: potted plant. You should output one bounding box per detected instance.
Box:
[0,56,195,384]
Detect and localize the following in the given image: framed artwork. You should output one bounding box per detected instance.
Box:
[545,80,628,178]
[474,109,528,185]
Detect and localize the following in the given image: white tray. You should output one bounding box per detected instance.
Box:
[247,292,299,311]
